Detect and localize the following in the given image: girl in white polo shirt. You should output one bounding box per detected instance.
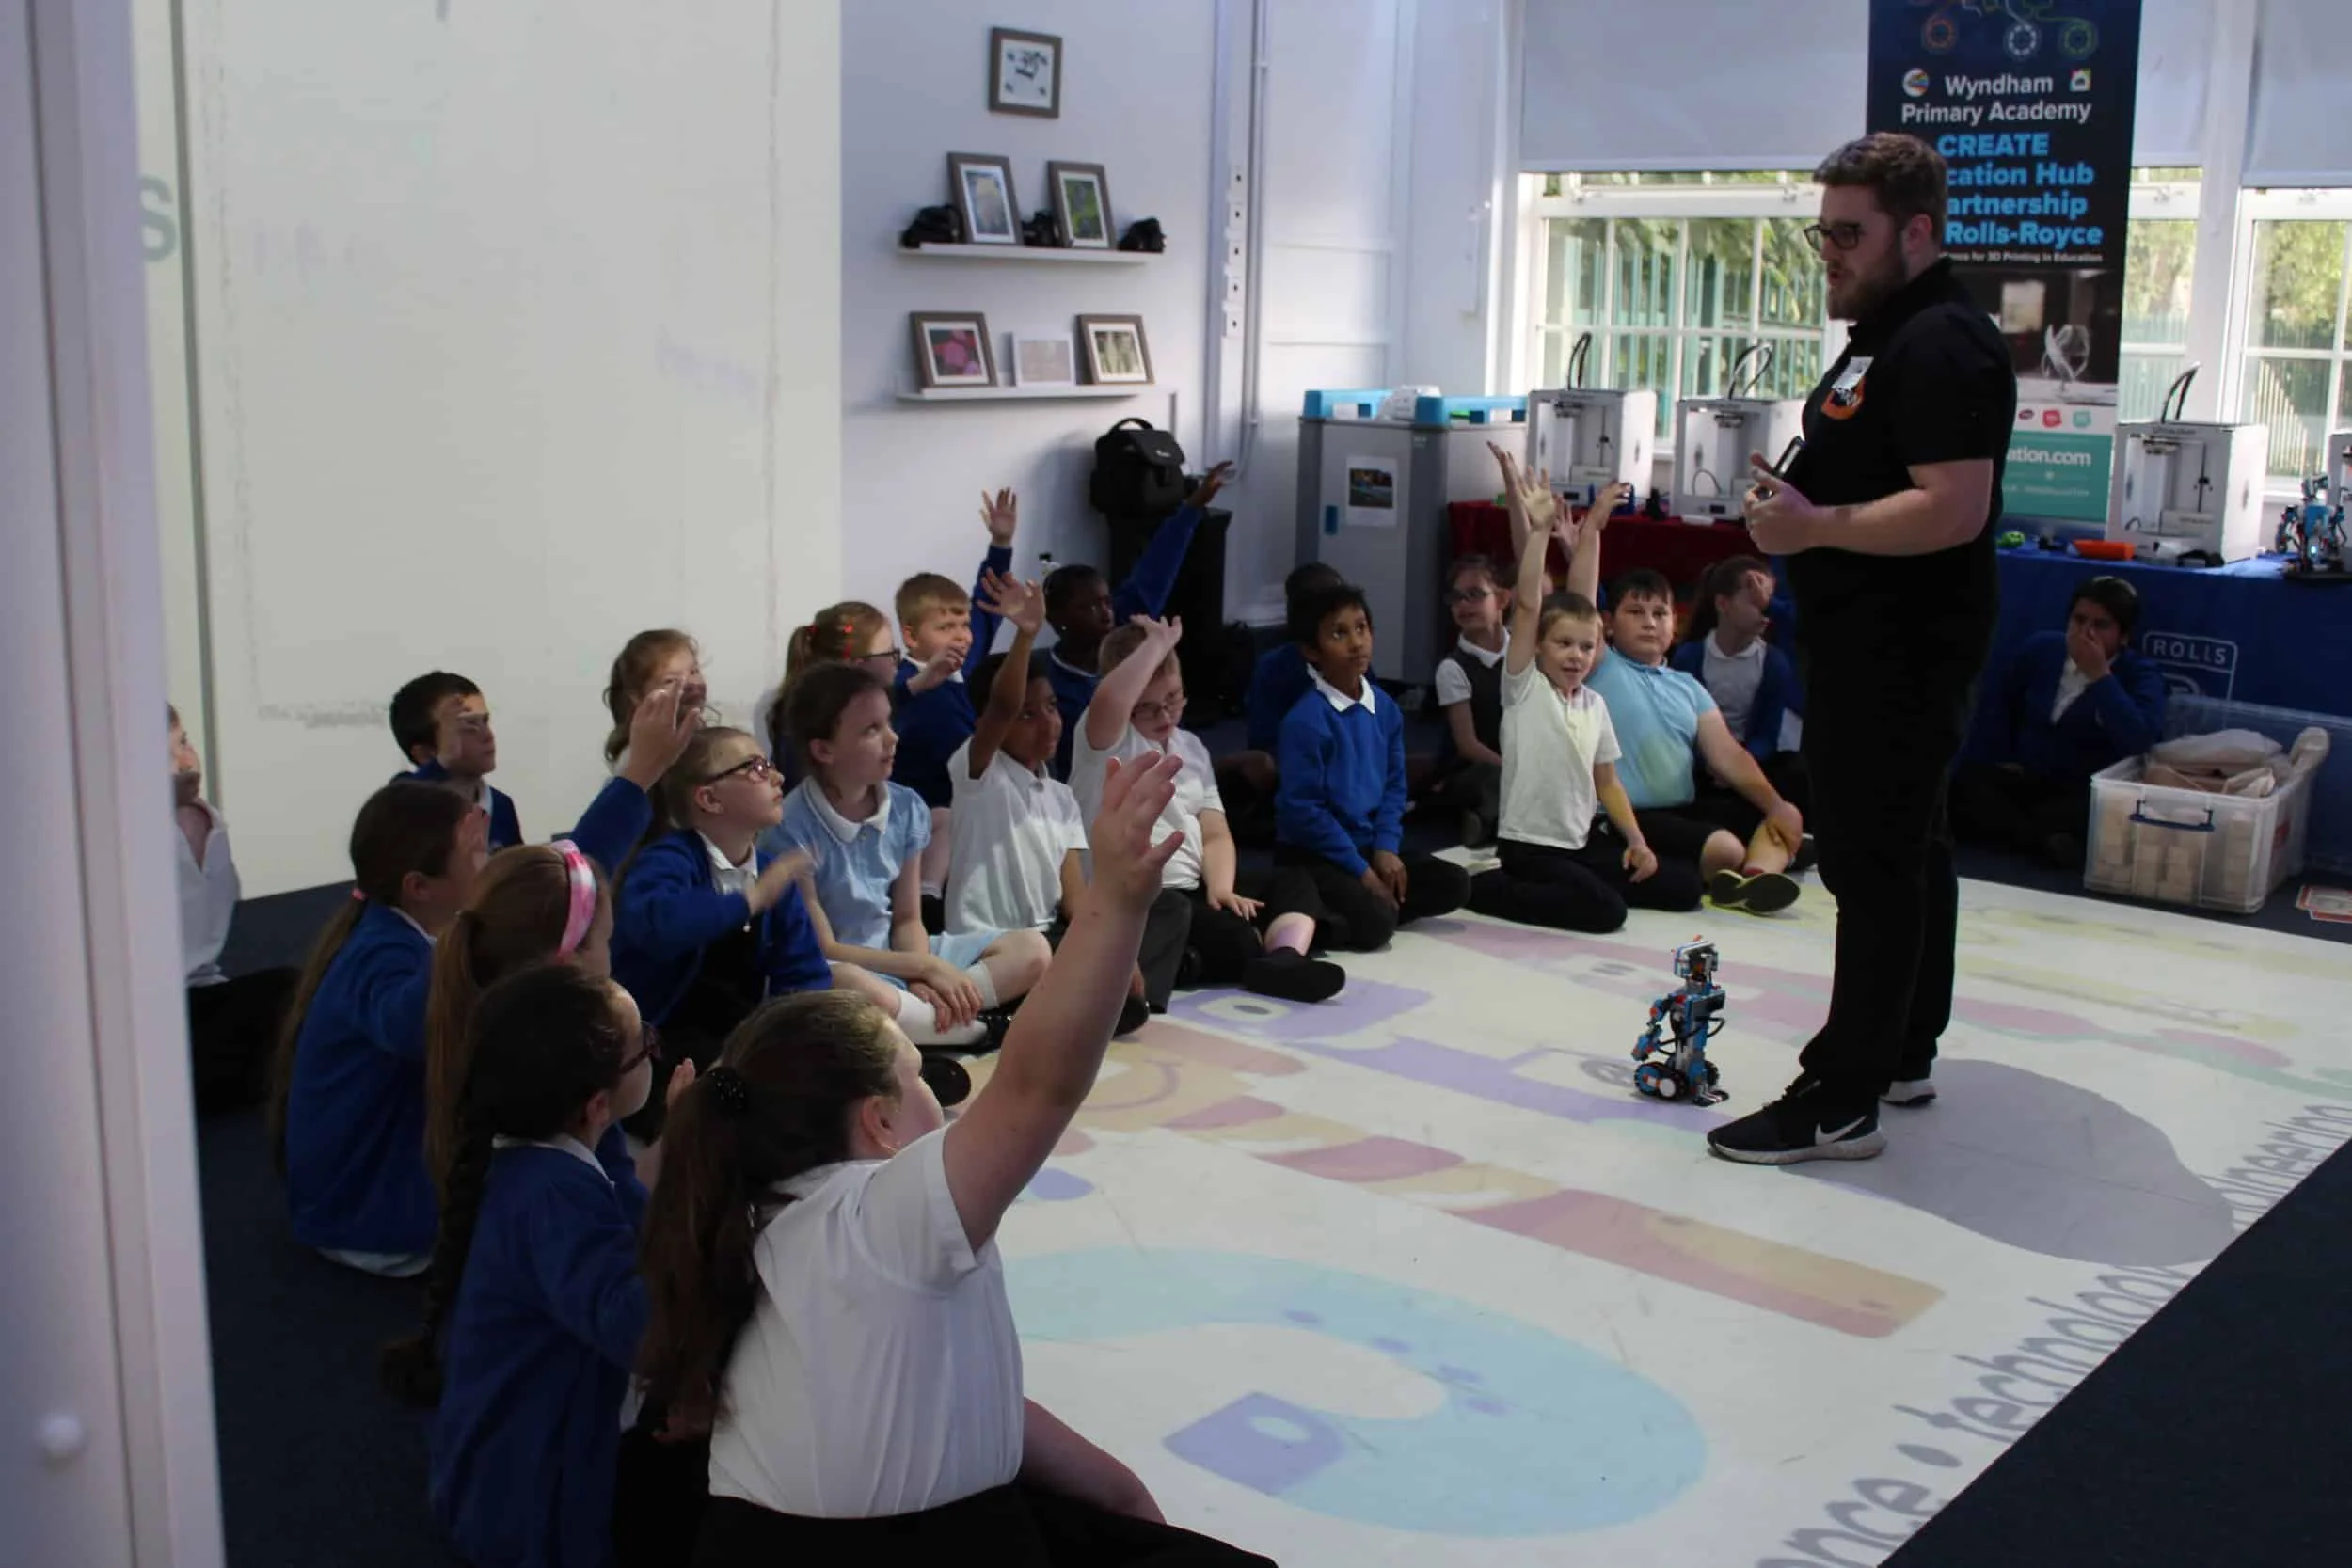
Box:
[637,754,1275,1564]
[1075,617,1343,1008]
[1467,463,1687,932]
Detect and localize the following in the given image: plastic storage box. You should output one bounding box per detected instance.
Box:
[2161,694,2352,875]
[2085,758,2311,914]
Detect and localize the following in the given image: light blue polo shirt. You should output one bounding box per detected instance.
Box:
[1584,649,1715,811]
[766,779,930,952]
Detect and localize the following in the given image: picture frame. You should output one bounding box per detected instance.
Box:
[911,312,996,389]
[988,27,1061,118]
[1010,331,1076,388]
[1047,161,1113,250]
[947,152,1021,246]
[1076,314,1153,386]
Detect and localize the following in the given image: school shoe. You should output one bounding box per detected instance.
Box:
[1882,1077,1938,1108]
[1707,1076,1886,1164]
[1708,868,1802,914]
[1791,834,1818,874]
[1115,996,1152,1037]
[1242,948,1347,1004]
[916,1052,973,1108]
[1460,810,1494,850]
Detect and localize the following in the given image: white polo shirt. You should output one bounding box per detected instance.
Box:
[176,802,238,986]
[707,1128,1023,1519]
[1498,660,1621,851]
[1069,723,1223,891]
[945,739,1086,934]
[1700,632,1767,743]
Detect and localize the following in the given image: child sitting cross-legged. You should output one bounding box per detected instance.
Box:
[1080,614,1346,1005]
[769,664,1052,1049]
[635,753,1274,1564]
[382,963,701,1568]
[1468,460,1686,932]
[1269,582,1472,950]
[1429,553,1510,848]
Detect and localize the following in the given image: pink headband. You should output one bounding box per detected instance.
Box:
[551,840,597,958]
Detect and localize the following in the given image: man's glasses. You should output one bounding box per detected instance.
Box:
[1132,692,1188,724]
[704,754,778,785]
[618,1023,662,1076]
[1804,221,1868,253]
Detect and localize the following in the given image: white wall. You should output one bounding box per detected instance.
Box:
[839,0,1216,627]
[173,0,843,895]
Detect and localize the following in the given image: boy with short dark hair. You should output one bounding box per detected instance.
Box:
[390,672,519,851]
[1041,461,1233,777]
[1267,582,1470,951]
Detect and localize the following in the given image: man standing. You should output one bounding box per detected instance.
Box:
[1707,133,2015,1165]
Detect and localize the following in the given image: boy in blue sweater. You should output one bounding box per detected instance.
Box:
[1268,581,1471,951]
[1223,561,1343,847]
[1953,575,2166,868]
[393,671,523,852]
[892,489,1020,925]
[1042,460,1234,778]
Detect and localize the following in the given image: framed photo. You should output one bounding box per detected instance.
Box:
[1010,332,1076,388]
[911,312,996,389]
[947,153,1020,245]
[1047,161,1112,249]
[1076,314,1153,386]
[989,27,1061,118]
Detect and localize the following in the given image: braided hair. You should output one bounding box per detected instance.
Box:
[635,990,899,1422]
[380,963,632,1407]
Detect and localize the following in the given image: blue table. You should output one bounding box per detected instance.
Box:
[1994,550,2352,719]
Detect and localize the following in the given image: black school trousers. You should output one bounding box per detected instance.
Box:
[1469,824,1706,933]
[185,968,298,1115]
[693,1486,1276,1567]
[1949,761,2093,865]
[1795,641,1983,1098]
[1267,846,1470,952]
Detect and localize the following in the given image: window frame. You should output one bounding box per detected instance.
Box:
[2232,184,2352,483]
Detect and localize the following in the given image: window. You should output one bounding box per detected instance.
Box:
[1522,169,2202,443]
[2236,188,2352,481]
[1525,173,1827,440]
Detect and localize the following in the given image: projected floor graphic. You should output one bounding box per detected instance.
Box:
[965,876,2352,1567]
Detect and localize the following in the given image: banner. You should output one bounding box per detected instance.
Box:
[1868,0,2143,520]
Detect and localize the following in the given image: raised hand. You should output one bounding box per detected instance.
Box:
[907,645,962,696]
[978,569,1045,638]
[1128,613,1183,653]
[1087,754,1184,909]
[981,487,1019,546]
[623,679,702,789]
[1186,462,1236,509]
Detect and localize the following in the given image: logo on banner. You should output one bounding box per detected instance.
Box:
[1903,68,1931,98]
[2071,68,2092,91]
[2138,633,2239,699]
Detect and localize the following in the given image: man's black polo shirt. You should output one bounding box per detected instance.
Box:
[1782,258,2016,664]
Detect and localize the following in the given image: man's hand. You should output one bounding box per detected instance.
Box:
[980,487,1019,546]
[1744,451,1825,556]
[2066,623,2113,683]
[1370,848,1409,906]
[978,568,1046,638]
[1186,461,1236,510]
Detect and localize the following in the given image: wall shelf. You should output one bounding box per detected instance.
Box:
[900,243,1151,265]
[895,382,1148,404]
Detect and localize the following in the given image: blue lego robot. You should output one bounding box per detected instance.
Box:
[2277,476,2348,579]
[1631,939,1727,1105]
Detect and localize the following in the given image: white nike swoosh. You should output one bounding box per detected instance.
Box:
[1817,1116,1867,1145]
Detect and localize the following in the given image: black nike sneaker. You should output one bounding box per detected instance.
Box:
[1707,1076,1885,1164]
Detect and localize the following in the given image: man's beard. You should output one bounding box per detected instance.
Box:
[1831,249,1912,322]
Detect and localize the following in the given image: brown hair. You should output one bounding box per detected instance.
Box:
[771,602,890,759]
[1682,555,1772,646]
[604,628,707,765]
[1449,554,1505,592]
[653,726,760,832]
[422,846,612,1196]
[268,783,475,1170]
[894,573,968,629]
[1537,589,1603,641]
[1815,132,1949,233]
[783,662,889,775]
[1097,622,1181,680]
[637,991,901,1420]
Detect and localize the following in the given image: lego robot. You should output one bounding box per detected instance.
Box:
[2277,476,2347,579]
[1631,939,1727,1105]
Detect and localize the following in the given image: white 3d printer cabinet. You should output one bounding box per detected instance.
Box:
[1672,396,1804,522]
[2105,420,2271,563]
[1527,388,1657,508]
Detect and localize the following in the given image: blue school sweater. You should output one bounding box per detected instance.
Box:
[1274,680,1406,878]
[405,761,524,853]
[890,543,1014,809]
[610,830,831,1025]
[1045,503,1208,777]
[429,1140,648,1568]
[283,899,437,1256]
[1978,631,2167,784]
[1668,638,1798,763]
[1246,643,1314,754]
[564,777,654,877]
